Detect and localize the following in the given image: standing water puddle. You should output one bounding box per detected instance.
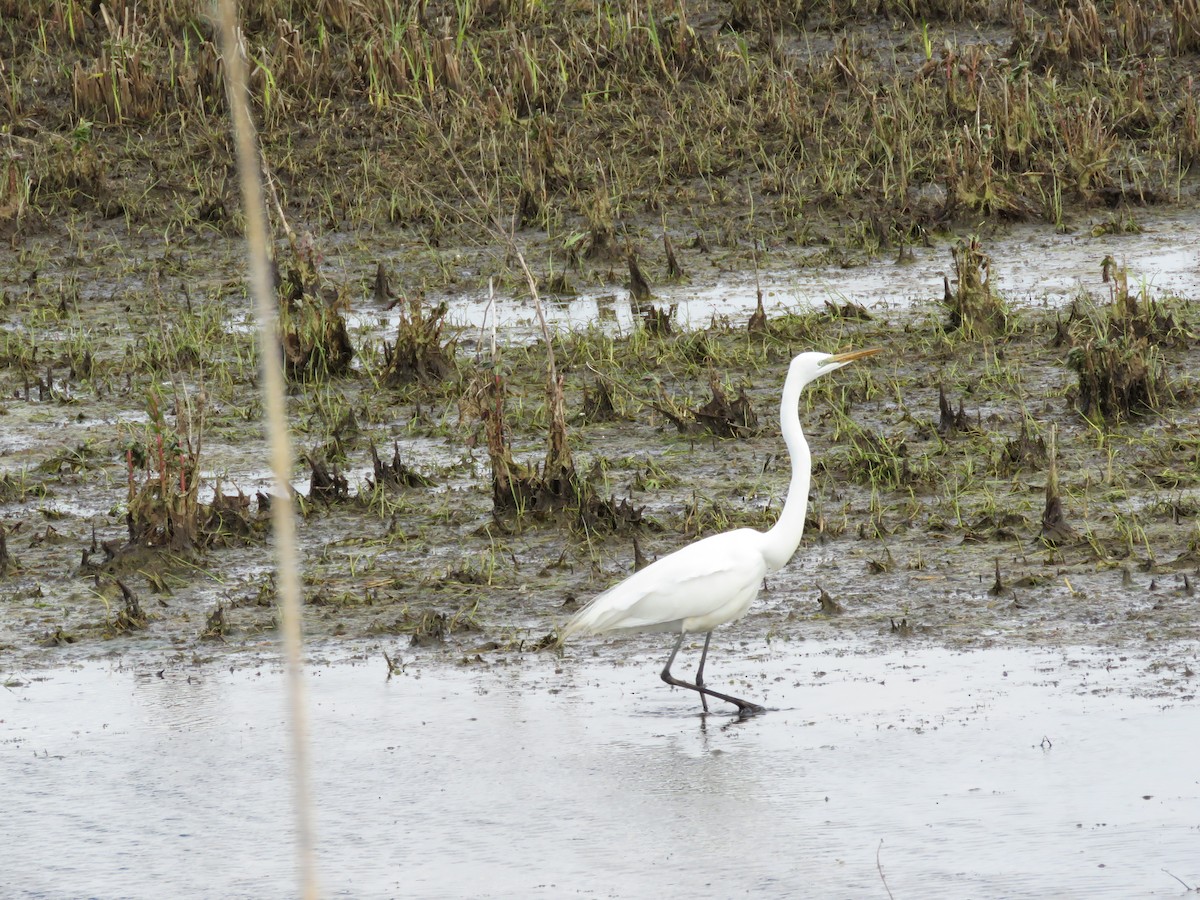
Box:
[349,213,1200,338]
[3,642,1198,898]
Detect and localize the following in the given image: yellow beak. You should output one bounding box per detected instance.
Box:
[827,347,883,364]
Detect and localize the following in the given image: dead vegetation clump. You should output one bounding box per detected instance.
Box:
[278,241,355,379]
[943,237,1008,338]
[627,252,652,303]
[936,385,977,437]
[640,305,676,335]
[108,578,147,634]
[381,293,457,386]
[125,429,202,552]
[653,375,760,438]
[693,377,759,438]
[748,295,768,335]
[1067,338,1161,421]
[1101,257,1192,346]
[306,453,350,503]
[823,299,872,322]
[202,483,256,540]
[579,495,646,533]
[999,420,1048,474]
[281,297,355,379]
[461,362,641,533]
[368,442,432,489]
[663,231,685,280]
[630,261,676,334]
[70,5,164,124]
[122,391,262,555]
[581,378,619,423]
[539,369,579,508]
[1040,426,1077,546]
[1057,260,1189,420]
[0,524,12,576]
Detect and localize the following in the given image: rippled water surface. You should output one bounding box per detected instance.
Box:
[4,642,1198,899]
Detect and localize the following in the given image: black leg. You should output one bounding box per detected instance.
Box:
[661,632,686,678]
[695,632,712,712]
[694,632,712,686]
[660,632,765,716]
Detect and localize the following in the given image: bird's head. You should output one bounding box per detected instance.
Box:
[789,347,882,387]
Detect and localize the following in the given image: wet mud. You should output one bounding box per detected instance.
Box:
[0,214,1197,692]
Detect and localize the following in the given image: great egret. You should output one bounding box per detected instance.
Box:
[560,348,881,715]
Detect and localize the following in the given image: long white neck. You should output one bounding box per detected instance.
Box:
[761,366,811,573]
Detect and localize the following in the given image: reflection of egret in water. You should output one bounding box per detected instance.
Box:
[465,656,781,883]
[132,668,226,732]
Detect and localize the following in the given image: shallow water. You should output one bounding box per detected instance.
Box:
[351,213,1200,337]
[4,642,1197,899]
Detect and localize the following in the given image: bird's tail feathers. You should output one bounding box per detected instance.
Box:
[557,591,618,645]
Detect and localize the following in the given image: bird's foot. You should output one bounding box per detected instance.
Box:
[735,701,767,717]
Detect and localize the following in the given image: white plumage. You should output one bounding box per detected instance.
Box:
[560,348,881,715]
[562,529,767,636]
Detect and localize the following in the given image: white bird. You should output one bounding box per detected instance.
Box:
[560,348,881,715]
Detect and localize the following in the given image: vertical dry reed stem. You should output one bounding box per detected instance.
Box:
[216,2,318,896]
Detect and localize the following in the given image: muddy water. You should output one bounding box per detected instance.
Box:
[4,641,1197,899]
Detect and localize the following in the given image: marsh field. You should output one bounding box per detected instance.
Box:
[3,1,1200,896]
[2,0,1198,678]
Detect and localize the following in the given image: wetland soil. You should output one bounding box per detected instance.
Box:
[1,232,1197,694]
[0,2,1198,694]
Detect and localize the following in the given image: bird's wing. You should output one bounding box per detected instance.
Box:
[562,529,767,637]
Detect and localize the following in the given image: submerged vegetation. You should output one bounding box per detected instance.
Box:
[0,2,1198,670]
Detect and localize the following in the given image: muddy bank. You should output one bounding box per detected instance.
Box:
[0,210,1197,691]
[1,2,1199,688]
